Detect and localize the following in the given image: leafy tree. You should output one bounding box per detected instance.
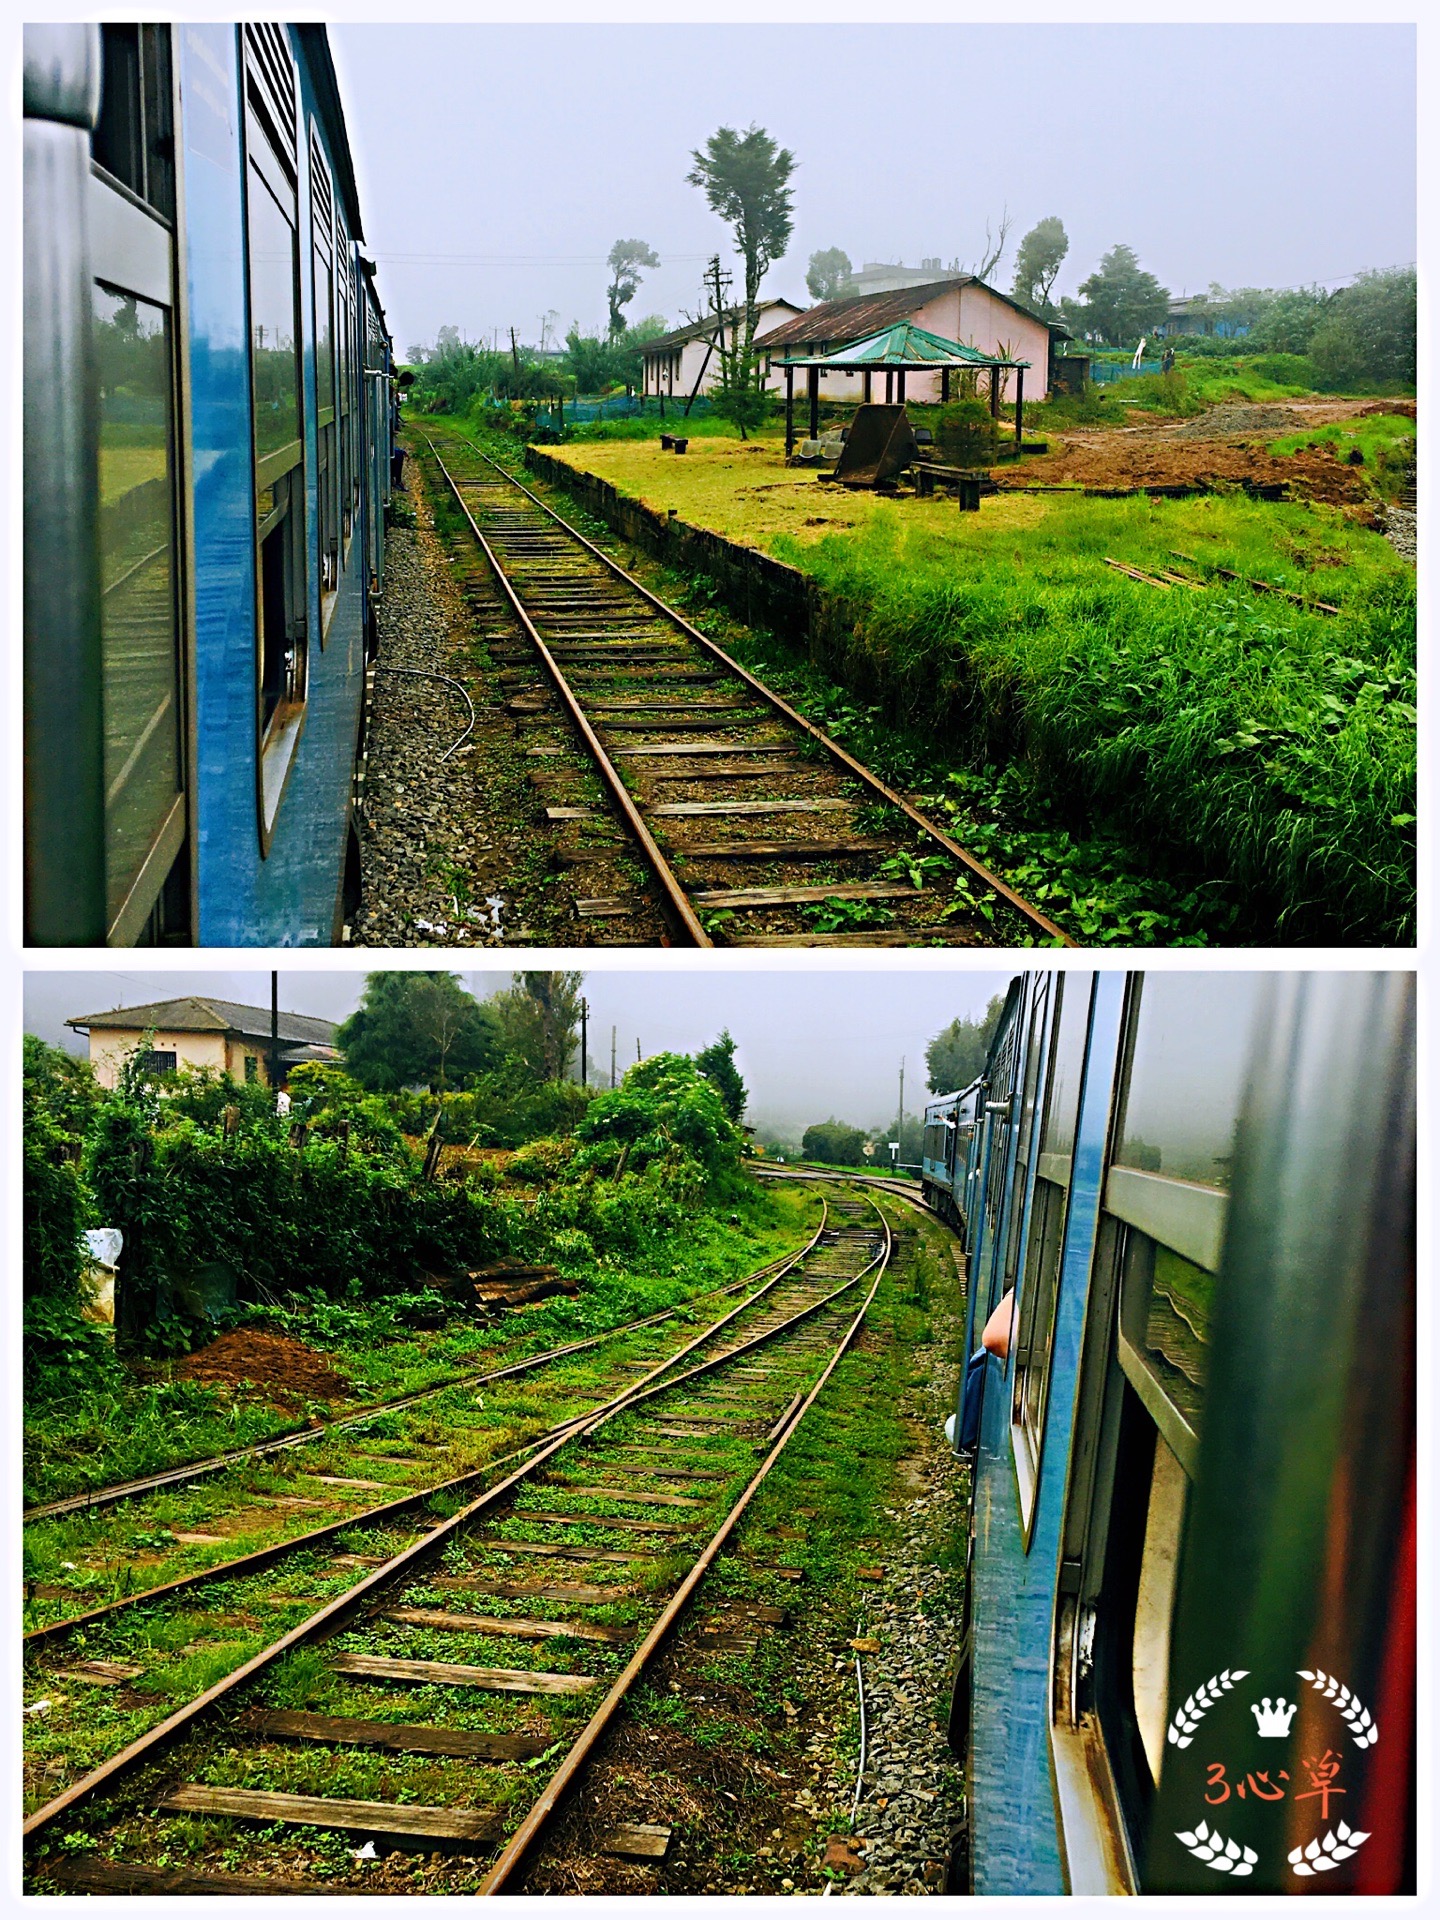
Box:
[800,1118,868,1166]
[1249,286,1330,356]
[339,973,500,1093]
[1074,244,1171,347]
[1011,216,1069,313]
[605,238,661,340]
[1317,268,1415,388]
[489,972,585,1083]
[806,246,854,302]
[694,1029,747,1124]
[575,1053,741,1183]
[565,317,669,397]
[926,994,1005,1093]
[23,1037,95,1307]
[687,124,796,436]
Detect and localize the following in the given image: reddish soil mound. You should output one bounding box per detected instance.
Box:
[995,437,1371,508]
[175,1329,350,1404]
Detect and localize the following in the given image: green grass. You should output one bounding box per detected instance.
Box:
[520,424,1413,944]
[1268,413,1415,500]
[24,1182,818,1507]
[779,498,1413,942]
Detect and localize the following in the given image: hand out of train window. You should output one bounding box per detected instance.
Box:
[983,1288,1015,1362]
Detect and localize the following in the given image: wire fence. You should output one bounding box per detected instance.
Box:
[1088,358,1166,384]
[533,393,715,430]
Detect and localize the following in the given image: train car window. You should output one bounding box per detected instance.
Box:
[1011,973,1092,1530]
[243,28,308,830]
[94,283,184,935]
[1105,975,1263,1466]
[1116,1229,1212,1445]
[92,25,175,223]
[1114,973,1264,1188]
[1131,1431,1187,1785]
[248,173,301,478]
[999,976,1051,1296]
[310,129,339,610]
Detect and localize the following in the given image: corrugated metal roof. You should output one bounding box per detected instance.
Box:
[778,321,1027,370]
[762,275,1045,351]
[66,997,340,1046]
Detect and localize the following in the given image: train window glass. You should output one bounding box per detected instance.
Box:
[1041,974,1090,1170]
[1117,1228,1213,1449]
[1011,974,1092,1518]
[1115,974,1264,1189]
[311,136,339,606]
[93,25,175,223]
[248,169,302,486]
[94,283,182,932]
[1132,1433,1188,1785]
[1000,976,1051,1292]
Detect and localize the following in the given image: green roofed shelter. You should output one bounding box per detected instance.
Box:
[775,321,1032,456]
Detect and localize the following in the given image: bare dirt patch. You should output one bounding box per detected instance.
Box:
[174,1331,351,1406]
[997,433,1373,508]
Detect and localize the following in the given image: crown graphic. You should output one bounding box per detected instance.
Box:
[1251,1696,1298,1737]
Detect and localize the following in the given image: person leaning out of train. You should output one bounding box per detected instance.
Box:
[948,1289,1015,1453]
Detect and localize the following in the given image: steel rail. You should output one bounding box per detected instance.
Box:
[459,442,1074,947]
[22,1205,865,1844]
[479,1198,894,1893]
[25,1244,807,1523]
[754,1164,941,1221]
[426,437,711,946]
[24,1219,829,1647]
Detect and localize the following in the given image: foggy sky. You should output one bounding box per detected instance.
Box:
[326,24,1415,356]
[24,968,1013,1137]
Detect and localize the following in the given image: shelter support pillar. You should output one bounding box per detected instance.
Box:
[990,366,1002,417]
[863,369,872,402]
[897,370,907,406]
[1015,367,1024,446]
[941,368,950,403]
[808,366,820,440]
[785,365,795,457]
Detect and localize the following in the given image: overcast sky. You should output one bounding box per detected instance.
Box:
[25,967,1013,1138]
[326,24,1415,355]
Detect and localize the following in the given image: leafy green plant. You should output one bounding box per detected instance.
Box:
[799,897,897,933]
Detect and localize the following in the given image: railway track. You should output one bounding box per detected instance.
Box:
[421,435,1070,949]
[26,1240,817,1528]
[26,1197,892,1896]
[23,1229,828,1650]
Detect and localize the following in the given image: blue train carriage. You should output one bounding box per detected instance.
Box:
[23,23,394,947]
[920,1079,983,1243]
[937,971,1414,1894]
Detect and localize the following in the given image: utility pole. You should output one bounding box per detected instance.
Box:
[611,1026,617,1090]
[684,255,732,415]
[898,1056,905,1158]
[270,970,280,1095]
[636,1037,641,1063]
[580,998,588,1087]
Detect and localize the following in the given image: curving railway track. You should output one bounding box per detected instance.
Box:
[420,436,1070,950]
[26,1196,892,1896]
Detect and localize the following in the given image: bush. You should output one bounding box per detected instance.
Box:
[801,1119,868,1166]
[575,1054,742,1184]
[935,397,998,467]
